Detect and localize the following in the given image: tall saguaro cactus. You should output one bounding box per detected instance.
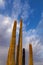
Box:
[18,20,22,65]
[16,20,22,65]
[6,21,17,65]
[29,44,33,65]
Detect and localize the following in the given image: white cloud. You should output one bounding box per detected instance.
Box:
[0,14,13,33]
[0,14,14,47]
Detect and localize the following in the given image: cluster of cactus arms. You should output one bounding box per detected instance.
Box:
[6,20,33,65]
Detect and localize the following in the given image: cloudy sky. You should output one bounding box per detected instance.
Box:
[0,0,43,65]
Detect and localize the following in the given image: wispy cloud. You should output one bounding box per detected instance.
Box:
[11,0,33,21]
[36,12,43,43]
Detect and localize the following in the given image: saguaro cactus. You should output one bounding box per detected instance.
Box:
[16,20,22,65]
[22,48,25,65]
[18,20,22,65]
[6,21,17,65]
[29,44,33,65]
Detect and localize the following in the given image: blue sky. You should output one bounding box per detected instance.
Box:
[0,0,43,65]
